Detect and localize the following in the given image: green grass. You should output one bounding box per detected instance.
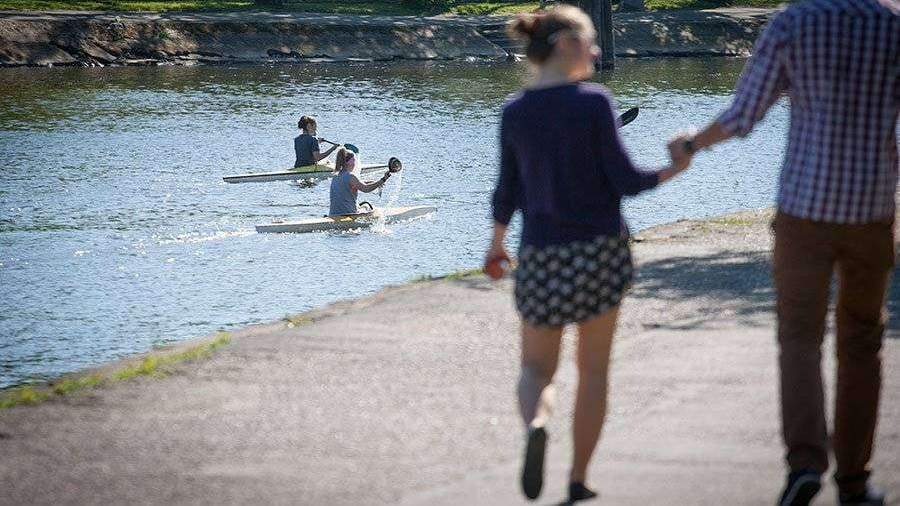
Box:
[413,267,484,282]
[283,314,313,327]
[0,0,252,11]
[0,332,232,409]
[644,0,788,9]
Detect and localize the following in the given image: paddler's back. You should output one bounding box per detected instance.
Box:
[329,171,358,215]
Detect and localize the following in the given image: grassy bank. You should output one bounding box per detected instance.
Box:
[0,0,787,15]
[0,332,231,409]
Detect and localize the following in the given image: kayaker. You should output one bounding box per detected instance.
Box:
[329,147,391,216]
[295,115,337,168]
[484,5,691,503]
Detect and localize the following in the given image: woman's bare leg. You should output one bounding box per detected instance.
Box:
[571,306,620,483]
[519,322,563,429]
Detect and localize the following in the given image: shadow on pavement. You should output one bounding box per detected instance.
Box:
[629,250,900,338]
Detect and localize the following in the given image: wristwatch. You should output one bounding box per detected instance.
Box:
[682,138,697,155]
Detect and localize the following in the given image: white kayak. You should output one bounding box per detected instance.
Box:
[256,206,436,234]
[223,163,385,184]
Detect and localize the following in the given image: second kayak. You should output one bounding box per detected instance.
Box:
[223,163,386,184]
[255,206,436,234]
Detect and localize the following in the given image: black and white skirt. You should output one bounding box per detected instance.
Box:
[514,235,633,327]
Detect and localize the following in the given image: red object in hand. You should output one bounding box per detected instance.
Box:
[485,257,508,280]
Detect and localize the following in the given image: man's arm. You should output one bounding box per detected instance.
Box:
[674,13,791,156]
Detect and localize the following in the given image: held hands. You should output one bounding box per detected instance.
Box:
[667,131,696,173]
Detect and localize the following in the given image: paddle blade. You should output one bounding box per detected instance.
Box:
[617,107,639,128]
[343,143,359,154]
[388,157,402,172]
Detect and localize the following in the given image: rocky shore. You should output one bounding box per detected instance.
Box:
[0,7,777,67]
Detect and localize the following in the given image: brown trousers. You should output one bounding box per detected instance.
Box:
[772,212,894,494]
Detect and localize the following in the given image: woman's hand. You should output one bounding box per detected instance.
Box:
[484,241,511,280]
[667,133,694,171]
[657,132,695,184]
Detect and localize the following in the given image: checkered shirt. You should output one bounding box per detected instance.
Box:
[717,0,900,224]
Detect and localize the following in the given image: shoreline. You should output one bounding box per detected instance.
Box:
[0,7,777,67]
[0,206,772,402]
[2,203,897,505]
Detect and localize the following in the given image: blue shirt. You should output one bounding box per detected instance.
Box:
[330,171,358,215]
[294,133,320,168]
[492,83,659,248]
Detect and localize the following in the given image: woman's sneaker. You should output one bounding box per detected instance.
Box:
[521,426,547,500]
[778,470,821,506]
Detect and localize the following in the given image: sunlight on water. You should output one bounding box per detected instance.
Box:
[0,58,786,387]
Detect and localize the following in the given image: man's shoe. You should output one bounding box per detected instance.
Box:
[839,485,885,506]
[778,470,822,506]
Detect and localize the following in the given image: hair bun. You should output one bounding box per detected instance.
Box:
[507,13,542,40]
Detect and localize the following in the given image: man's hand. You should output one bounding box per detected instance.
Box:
[667,132,695,172]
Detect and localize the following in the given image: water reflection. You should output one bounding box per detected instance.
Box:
[0,58,781,388]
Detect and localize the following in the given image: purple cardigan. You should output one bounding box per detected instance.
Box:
[491,83,659,248]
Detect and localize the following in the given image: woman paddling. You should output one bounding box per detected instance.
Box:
[329,147,392,216]
[484,6,691,502]
[295,115,337,168]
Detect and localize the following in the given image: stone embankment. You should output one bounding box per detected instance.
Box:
[0,7,777,67]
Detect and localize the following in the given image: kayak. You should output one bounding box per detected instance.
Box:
[256,206,436,234]
[223,163,386,184]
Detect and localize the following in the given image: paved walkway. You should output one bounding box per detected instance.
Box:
[1,209,898,505]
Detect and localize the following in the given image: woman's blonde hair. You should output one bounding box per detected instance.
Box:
[335,147,354,171]
[507,5,595,64]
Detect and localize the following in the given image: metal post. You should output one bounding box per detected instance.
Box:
[565,0,615,69]
[597,0,614,69]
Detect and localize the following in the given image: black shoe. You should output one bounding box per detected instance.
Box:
[778,470,822,506]
[521,426,547,500]
[568,482,598,503]
[839,485,885,505]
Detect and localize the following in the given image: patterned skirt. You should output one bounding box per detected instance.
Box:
[514,235,633,327]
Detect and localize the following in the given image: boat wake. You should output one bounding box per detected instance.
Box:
[372,168,404,235]
[156,229,255,245]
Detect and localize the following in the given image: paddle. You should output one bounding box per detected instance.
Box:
[618,107,639,128]
[320,139,359,154]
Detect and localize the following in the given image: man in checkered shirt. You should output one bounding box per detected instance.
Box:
[669,1,898,505]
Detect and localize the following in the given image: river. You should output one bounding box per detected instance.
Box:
[0,58,788,388]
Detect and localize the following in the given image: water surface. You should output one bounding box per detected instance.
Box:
[0,59,788,388]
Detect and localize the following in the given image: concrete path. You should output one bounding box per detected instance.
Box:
[1,209,898,505]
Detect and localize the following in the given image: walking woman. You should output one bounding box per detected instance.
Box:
[485,6,691,502]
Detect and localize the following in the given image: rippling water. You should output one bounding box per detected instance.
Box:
[0,59,788,388]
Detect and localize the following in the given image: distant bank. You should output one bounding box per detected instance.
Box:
[0,7,777,67]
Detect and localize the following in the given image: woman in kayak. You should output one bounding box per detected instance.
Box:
[484,5,692,503]
[295,115,337,168]
[329,147,392,216]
